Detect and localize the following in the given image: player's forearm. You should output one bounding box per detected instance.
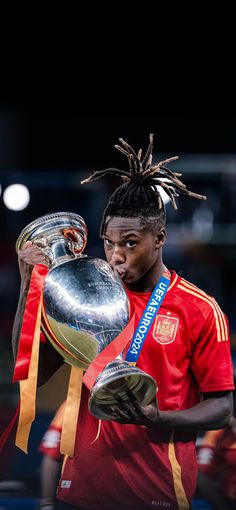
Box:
[12,278,31,360]
[158,393,233,431]
[11,268,63,385]
[41,454,61,498]
[39,455,62,510]
[12,254,33,361]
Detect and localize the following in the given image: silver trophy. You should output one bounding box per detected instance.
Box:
[16,212,157,420]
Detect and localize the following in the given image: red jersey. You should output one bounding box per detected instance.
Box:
[198,424,236,500]
[57,271,234,510]
[38,402,64,462]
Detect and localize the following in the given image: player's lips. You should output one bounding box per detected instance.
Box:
[114,267,127,279]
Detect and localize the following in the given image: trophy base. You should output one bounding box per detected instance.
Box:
[88,360,157,420]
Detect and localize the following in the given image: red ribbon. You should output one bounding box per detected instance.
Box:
[13,264,49,382]
[83,313,135,390]
[0,403,20,454]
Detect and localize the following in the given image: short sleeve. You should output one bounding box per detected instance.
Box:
[191,305,234,393]
[39,426,63,462]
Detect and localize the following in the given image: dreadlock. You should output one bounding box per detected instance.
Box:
[81,134,206,235]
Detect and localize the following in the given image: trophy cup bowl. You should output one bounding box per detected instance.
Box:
[16,212,157,420]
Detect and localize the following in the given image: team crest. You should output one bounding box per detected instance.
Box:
[153,315,179,344]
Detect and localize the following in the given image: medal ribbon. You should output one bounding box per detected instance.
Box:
[125,270,170,364]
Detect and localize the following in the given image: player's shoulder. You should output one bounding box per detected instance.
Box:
[174,274,222,317]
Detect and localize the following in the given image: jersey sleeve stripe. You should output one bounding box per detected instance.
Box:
[179,280,228,341]
[167,272,178,292]
[213,300,228,341]
[177,283,226,342]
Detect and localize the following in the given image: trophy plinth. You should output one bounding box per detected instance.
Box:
[89,359,157,420]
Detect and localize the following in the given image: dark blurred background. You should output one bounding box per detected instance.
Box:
[0,104,235,508]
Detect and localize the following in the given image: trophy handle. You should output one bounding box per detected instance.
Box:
[63,228,87,255]
[16,212,88,268]
[33,230,87,267]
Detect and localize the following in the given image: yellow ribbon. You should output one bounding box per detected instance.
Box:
[60,366,83,457]
[15,294,42,453]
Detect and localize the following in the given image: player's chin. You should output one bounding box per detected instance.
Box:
[122,273,136,284]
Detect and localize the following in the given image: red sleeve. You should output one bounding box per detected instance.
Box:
[38,425,63,462]
[191,305,235,393]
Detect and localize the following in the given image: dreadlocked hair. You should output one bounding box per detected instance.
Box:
[81,134,206,235]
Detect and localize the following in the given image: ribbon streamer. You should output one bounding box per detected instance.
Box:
[83,314,135,390]
[13,264,48,382]
[60,366,84,457]
[15,292,43,453]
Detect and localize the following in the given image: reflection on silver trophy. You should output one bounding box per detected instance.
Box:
[16,212,157,420]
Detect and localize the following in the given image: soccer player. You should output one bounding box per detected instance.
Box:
[12,134,235,510]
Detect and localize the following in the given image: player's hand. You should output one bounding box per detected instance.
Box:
[111,388,160,426]
[18,241,50,280]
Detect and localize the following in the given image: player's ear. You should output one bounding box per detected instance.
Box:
[155,227,166,248]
